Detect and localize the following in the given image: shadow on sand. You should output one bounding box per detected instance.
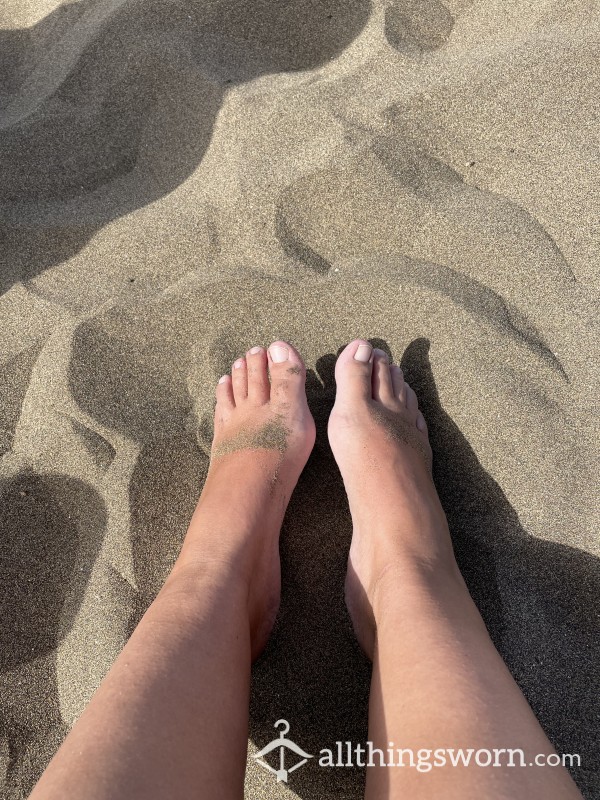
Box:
[0,0,371,294]
[0,471,107,795]
[249,338,599,798]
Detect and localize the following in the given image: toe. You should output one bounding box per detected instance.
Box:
[391,365,406,404]
[267,340,306,407]
[334,340,374,403]
[405,382,418,413]
[215,374,234,412]
[246,346,270,405]
[231,356,248,403]
[372,349,395,405]
[416,410,428,433]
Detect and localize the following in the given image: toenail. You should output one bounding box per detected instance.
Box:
[218,375,229,384]
[354,343,373,362]
[249,346,262,355]
[417,412,427,431]
[270,345,289,363]
[234,359,245,369]
[374,348,389,362]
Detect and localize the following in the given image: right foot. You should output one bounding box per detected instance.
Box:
[328,340,464,657]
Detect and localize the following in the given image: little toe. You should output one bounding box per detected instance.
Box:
[334,340,374,403]
[267,340,307,407]
[231,356,248,403]
[246,346,270,405]
[372,349,395,405]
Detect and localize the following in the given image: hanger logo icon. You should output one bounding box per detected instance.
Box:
[253,719,313,783]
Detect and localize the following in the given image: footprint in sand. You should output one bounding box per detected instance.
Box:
[0,472,106,793]
[384,0,454,54]
[0,472,106,670]
[68,315,210,629]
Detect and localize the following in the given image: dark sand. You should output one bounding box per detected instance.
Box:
[1,0,599,797]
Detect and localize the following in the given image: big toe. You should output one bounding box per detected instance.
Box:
[334,340,374,403]
[267,340,307,407]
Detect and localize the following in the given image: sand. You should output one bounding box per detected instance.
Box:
[1,0,599,797]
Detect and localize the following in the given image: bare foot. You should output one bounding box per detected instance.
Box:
[212,341,315,473]
[176,341,315,659]
[328,340,464,658]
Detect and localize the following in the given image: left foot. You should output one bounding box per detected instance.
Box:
[212,341,315,473]
[173,341,315,658]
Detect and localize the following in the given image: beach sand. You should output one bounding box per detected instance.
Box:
[1,0,599,796]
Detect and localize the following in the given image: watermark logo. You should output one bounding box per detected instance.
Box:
[253,719,313,783]
[253,721,581,781]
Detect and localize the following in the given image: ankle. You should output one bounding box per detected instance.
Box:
[166,486,283,658]
[161,556,277,650]
[371,557,470,627]
[350,492,456,586]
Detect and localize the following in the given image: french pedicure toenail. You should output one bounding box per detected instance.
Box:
[374,348,389,362]
[234,358,245,369]
[249,346,262,354]
[270,345,289,363]
[354,344,373,362]
[218,375,229,384]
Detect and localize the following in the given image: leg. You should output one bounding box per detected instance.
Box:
[328,341,582,800]
[30,342,315,800]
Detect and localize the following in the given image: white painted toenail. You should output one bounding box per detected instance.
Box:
[234,359,244,369]
[270,345,289,363]
[354,344,373,362]
[249,346,262,354]
[417,412,427,431]
[218,375,229,384]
